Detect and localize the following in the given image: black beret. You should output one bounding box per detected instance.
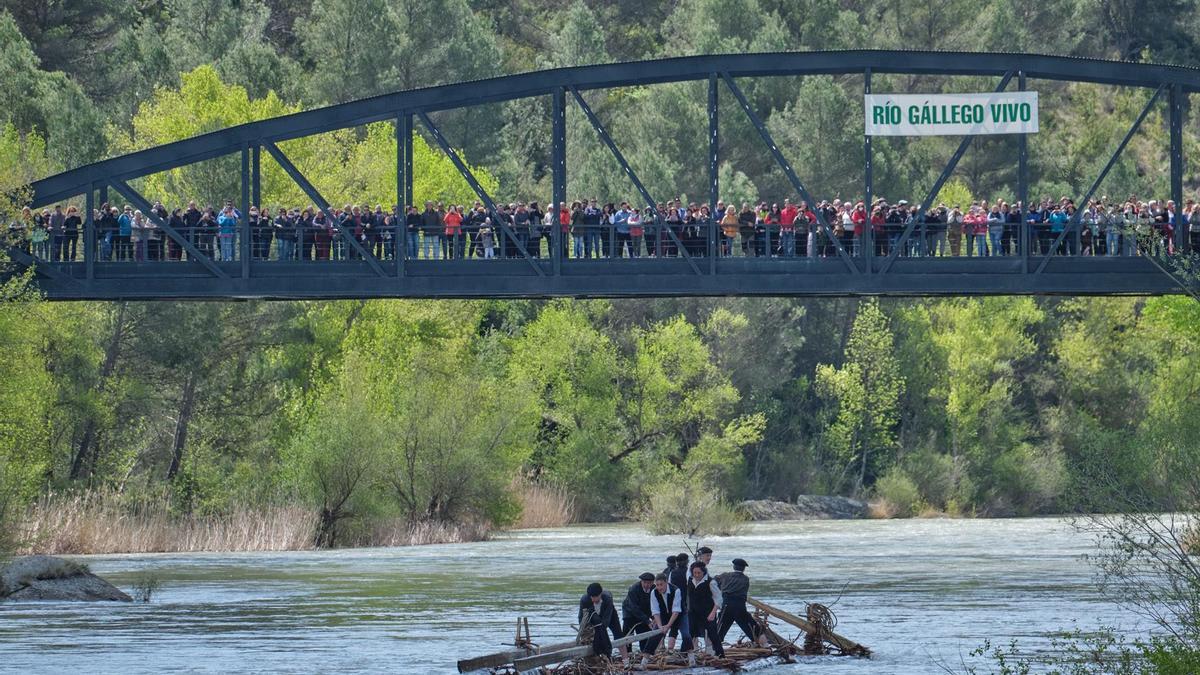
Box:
[587,582,603,597]
[697,546,713,555]
[732,558,748,569]
[667,555,677,566]
[638,572,656,582]
[676,553,689,563]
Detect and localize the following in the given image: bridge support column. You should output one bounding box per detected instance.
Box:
[708,74,719,272]
[1171,84,1185,253]
[252,145,261,209]
[85,185,96,279]
[241,145,251,277]
[402,114,413,209]
[1019,71,1028,268]
[552,86,566,274]
[864,68,873,272]
[395,114,408,276]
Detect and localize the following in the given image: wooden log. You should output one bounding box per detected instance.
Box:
[456,639,578,672]
[512,629,662,672]
[746,598,870,657]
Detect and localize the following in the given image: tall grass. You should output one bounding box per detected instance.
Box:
[352,518,491,547]
[16,491,499,554]
[511,479,578,529]
[19,491,317,554]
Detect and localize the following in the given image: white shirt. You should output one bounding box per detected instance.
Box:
[650,584,682,618]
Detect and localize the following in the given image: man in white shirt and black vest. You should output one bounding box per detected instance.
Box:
[650,573,683,651]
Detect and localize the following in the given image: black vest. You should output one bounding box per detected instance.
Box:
[688,577,716,618]
[653,585,678,618]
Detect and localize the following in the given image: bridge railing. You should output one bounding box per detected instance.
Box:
[4,217,1186,266]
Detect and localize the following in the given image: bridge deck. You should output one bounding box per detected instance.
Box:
[23,256,1180,300]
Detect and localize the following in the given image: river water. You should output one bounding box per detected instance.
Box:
[0,518,1137,673]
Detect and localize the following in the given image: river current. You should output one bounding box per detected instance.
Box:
[0,518,1136,673]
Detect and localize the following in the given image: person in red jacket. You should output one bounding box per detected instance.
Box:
[559,202,572,258]
[780,199,798,234]
[443,206,464,259]
[870,206,886,256]
[851,202,867,256]
[964,205,989,257]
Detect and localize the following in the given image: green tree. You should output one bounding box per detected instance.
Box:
[815,299,904,494]
[0,0,134,89]
[768,76,864,200]
[299,0,402,104]
[121,66,496,210]
[0,12,106,169]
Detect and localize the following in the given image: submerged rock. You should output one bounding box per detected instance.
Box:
[739,496,867,521]
[0,555,131,602]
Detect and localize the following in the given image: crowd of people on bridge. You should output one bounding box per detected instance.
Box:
[7,193,1199,263]
[578,545,768,668]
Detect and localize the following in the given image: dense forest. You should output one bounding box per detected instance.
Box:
[3,0,1200,548]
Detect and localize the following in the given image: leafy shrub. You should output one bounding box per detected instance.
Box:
[871,467,921,518]
[904,448,975,513]
[131,573,161,603]
[988,444,1066,515]
[642,476,744,537]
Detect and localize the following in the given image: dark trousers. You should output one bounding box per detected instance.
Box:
[589,611,623,657]
[717,601,761,645]
[616,231,631,257]
[689,611,724,657]
[622,617,663,655]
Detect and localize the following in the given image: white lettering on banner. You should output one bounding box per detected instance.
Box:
[864,92,1039,136]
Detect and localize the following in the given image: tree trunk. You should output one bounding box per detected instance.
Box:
[166,372,198,481]
[69,303,127,481]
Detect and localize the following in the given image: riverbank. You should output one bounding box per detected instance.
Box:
[14,490,997,556]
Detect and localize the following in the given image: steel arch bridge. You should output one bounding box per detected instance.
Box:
[13,50,1200,300]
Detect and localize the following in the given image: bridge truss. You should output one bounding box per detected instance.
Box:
[14,51,1200,300]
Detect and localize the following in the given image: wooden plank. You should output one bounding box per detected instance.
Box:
[456,639,578,672]
[513,629,661,672]
[747,598,869,656]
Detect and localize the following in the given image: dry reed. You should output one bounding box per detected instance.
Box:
[866,498,898,519]
[19,491,317,555]
[355,518,491,547]
[511,479,577,529]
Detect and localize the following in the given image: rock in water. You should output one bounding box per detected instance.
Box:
[0,555,132,602]
[739,496,867,521]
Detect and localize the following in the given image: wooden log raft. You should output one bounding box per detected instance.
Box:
[747,598,870,657]
[456,639,579,672]
[512,629,662,672]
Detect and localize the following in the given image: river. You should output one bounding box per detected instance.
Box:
[0,518,1137,673]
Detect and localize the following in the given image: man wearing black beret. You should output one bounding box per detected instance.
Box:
[622,572,664,662]
[579,582,627,660]
[717,558,768,648]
